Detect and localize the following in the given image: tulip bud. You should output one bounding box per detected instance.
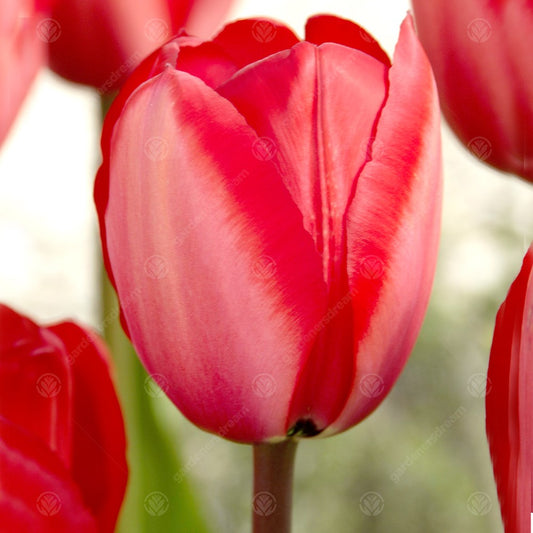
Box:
[96,14,442,443]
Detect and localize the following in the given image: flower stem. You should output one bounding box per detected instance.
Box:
[252,439,298,533]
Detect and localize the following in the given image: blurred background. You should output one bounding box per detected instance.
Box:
[1,0,532,532]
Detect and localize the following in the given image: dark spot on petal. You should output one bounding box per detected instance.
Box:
[287,418,323,438]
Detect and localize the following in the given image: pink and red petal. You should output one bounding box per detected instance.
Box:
[217,38,388,431]
[329,14,442,434]
[47,322,128,533]
[102,69,329,442]
[218,42,388,274]
[486,245,533,532]
[96,35,239,306]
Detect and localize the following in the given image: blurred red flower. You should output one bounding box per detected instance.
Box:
[0,0,48,145]
[412,0,533,181]
[47,0,234,92]
[486,244,533,532]
[0,304,127,532]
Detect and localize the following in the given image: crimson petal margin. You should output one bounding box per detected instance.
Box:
[212,18,299,69]
[305,14,391,67]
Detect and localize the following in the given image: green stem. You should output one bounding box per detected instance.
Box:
[252,440,297,533]
[99,92,117,118]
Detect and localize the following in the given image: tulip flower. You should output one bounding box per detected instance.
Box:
[95,14,442,445]
[486,244,533,532]
[46,0,235,92]
[0,0,47,145]
[0,304,128,532]
[411,0,533,182]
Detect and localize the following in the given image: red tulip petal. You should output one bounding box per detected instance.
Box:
[0,416,97,532]
[218,42,387,276]
[96,38,182,315]
[47,322,128,533]
[412,0,533,181]
[305,14,391,67]
[327,14,442,434]
[0,305,73,465]
[0,0,45,145]
[95,21,296,295]
[212,18,299,69]
[175,42,239,88]
[486,245,533,532]
[96,34,238,305]
[101,69,328,442]
[217,41,388,430]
